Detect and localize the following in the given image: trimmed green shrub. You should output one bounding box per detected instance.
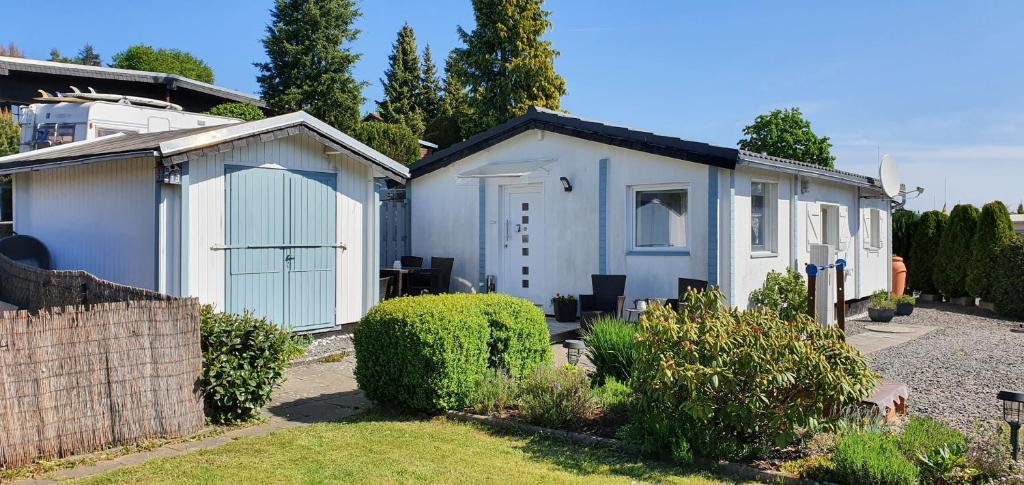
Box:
[967,201,1015,300]
[934,204,980,298]
[629,289,877,460]
[351,121,421,165]
[891,208,919,261]
[354,294,551,412]
[517,365,596,429]
[748,267,807,322]
[111,44,214,83]
[581,317,637,384]
[908,210,948,294]
[206,102,266,121]
[199,306,299,424]
[830,430,920,485]
[992,235,1024,320]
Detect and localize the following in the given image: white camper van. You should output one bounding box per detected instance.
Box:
[17,98,240,152]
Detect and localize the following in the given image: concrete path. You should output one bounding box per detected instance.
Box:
[846,323,938,354]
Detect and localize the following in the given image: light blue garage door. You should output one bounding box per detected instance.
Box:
[225,166,337,332]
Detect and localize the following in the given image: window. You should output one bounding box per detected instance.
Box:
[632,185,688,250]
[32,123,77,149]
[751,181,778,253]
[95,127,139,138]
[868,208,881,249]
[821,204,840,248]
[0,176,12,238]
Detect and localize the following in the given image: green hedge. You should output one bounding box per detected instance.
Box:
[934,204,979,298]
[967,201,1014,300]
[891,208,919,261]
[908,210,948,294]
[354,294,551,412]
[206,102,266,121]
[351,121,421,165]
[992,235,1024,320]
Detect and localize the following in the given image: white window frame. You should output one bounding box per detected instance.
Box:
[820,203,841,248]
[750,180,779,256]
[628,183,690,254]
[867,208,882,250]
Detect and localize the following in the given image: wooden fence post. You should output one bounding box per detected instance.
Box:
[835,259,847,331]
[805,264,817,319]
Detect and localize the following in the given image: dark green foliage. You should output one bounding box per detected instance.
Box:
[257,0,366,133]
[377,24,425,136]
[111,45,214,83]
[517,365,596,429]
[934,204,980,298]
[424,51,473,149]
[830,430,920,485]
[453,0,567,135]
[419,45,443,122]
[738,108,836,168]
[351,121,421,165]
[199,306,299,424]
[206,102,266,122]
[908,210,948,294]
[967,201,1014,300]
[581,317,637,384]
[49,43,102,66]
[629,289,876,460]
[748,267,808,322]
[1018,202,1024,214]
[992,235,1024,320]
[891,208,919,260]
[0,110,18,156]
[353,294,551,412]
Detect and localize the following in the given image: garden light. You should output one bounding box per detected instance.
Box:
[997,390,1024,461]
[563,339,585,366]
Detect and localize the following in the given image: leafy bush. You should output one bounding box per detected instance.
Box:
[967,201,1014,300]
[830,430,919,485]
[992,235,1024,320]
[909,210,948,294]
[470,369,518,415]
[351,121,421,165]
[111,44,214,83]
[354,294,550,412]
[0,109,19,156]
[934,204,980,298]
[206,102,266,121]
[592,376,632,416]
[629,288,877,460]
[749,267,808,322]
[517,365,596,429]
[892,208,919,260]
[869,290,895,310]
[581,317,637,384]
[199,305,298,424]
[897,416,966,459]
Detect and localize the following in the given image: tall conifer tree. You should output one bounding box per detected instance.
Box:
[419,45,443,122]
[377,24,424,136]
[256,0,366,132]
[453,0,566,134]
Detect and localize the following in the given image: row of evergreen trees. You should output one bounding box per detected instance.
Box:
[900,201,1024,319]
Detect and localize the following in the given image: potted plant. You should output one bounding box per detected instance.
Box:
[894,294,916,316]
[868,290,896,323]
[551,294,578,322]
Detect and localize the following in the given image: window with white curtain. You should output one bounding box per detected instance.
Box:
[751,181,778,254]
[632,185,688,251]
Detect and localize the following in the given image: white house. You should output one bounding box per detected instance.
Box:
[0,111,409,332]
[409,107,892,313]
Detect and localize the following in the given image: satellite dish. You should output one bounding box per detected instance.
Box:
[879,154,901,198]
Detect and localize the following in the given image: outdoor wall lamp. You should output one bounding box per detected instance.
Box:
[997,390,1024,461]
[563,339,585,366]
[559,176,573,192]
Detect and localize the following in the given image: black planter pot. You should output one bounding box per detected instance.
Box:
[895,303,914,316]
[869,307,895,323]
[553,300,577,322]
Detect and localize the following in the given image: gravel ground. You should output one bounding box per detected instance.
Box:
[861,303,1023,431]
[294,333,354,363]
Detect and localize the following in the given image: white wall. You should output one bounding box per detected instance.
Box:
[186,133,374,324]
[732,166,794,307]
[13,157,157,289]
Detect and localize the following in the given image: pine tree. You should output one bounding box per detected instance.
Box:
[256,0,366,133]
[453,0,567,134]
[1017,202,1024,214]
[424,51,472,149]
[77,43,102,66]
[419,45,443,122]
[377,24,424,136]
[966,201,1014,300]
[933,204,979,298]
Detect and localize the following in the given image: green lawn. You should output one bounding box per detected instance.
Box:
[76,412,748,484]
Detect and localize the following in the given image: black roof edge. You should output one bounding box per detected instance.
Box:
[409,107,738,178]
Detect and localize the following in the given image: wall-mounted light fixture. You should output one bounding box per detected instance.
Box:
[559,176,573,192]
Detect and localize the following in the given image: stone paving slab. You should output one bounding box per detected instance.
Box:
[845,324,938,354]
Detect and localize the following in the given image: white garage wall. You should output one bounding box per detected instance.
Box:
[186,133,373,325]
[13,157,158,289]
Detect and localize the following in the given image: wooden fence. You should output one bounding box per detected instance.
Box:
[0,255,203,468]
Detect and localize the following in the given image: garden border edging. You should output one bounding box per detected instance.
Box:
[445,411,817,485]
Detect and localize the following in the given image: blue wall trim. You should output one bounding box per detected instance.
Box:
[478,180,486,290]
[706,167,719,287]
[180,163,189,296]
[728,170,737,305]
[598,158,609,274]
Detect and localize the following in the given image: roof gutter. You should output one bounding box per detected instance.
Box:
[0,150,159,175]
[736,156,881,191]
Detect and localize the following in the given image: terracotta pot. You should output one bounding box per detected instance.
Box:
[891,257,907,297]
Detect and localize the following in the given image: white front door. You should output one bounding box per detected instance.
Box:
[502,185,545,306]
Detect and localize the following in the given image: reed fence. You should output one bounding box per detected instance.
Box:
[0,255,203,468]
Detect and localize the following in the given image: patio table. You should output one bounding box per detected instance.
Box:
[380,267,415,297]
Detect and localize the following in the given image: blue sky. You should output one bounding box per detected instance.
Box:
[5,1,1022,211]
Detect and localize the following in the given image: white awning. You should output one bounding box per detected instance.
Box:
[456,159,554,179]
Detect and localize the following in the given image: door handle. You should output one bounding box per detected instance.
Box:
[515,224,522,233]
[285,254,295,270]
